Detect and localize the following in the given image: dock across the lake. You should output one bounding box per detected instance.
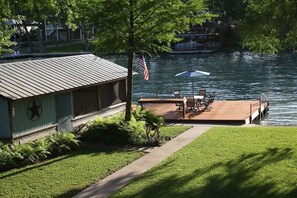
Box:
[138,98,269,125]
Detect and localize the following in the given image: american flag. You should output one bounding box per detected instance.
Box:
[138,55,149,80]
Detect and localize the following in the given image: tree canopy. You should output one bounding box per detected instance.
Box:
[207,0,246,22]
[92,0,211,56]
[239,0,297,53]
[91,0,212,121]
[0,0,14,56]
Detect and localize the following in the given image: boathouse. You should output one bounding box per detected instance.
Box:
[0,54,128,142]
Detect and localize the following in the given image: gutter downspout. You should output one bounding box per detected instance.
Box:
[8,100,14,143]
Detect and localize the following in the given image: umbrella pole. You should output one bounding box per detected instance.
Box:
[192,78,194,96]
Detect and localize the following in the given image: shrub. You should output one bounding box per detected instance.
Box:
[132,107,164,128]
[0,132,79,172]
[0,143,18,171]
[81,108,164,146]
[81,113,147,145]
[46,132,80,156]
[119,117,147,145]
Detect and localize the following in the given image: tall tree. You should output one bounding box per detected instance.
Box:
[72,0,95,51]
[207,0,246,22]
[48,0,77,45]
[21,0,57,52]
[0,1,15,56]
[10,0,77,53]
[239,0,297,53]
[92,0,211,121]
[207,0,247,48]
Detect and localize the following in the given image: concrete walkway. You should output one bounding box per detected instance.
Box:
[73,125,212,198]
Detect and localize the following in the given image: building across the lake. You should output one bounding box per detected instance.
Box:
[0,54,129,143]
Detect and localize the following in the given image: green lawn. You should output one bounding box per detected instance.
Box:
[0,146,143,198]
[0,125,190,198]
[160,125,192,138]
[112,127,297,198]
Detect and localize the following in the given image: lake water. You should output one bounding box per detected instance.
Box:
[111,51,297,126]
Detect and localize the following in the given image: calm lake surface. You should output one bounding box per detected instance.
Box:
[111,51,297,126]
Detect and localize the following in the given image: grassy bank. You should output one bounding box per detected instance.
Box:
[112,126,297,198]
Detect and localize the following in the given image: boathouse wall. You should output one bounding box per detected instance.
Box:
[12,95,56,138]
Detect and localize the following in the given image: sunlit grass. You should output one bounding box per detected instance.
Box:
[0,125,190,198]
[160,125,191,137]
[0,146,143,198]
[112,127,297,198]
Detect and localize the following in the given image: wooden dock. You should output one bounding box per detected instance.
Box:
[139,100,269,125]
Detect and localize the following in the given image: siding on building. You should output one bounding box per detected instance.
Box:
[0,98,11,138]
[12,95,56,138]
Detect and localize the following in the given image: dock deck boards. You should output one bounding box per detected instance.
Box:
[140,100,268,124]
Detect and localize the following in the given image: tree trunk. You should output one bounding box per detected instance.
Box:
[16,25,22,52]
[22,21,34,53]
[65,26,70,41]
[53,24,59,48]
[38,21,45,53]
[125,50,133,121]
[78,22,90,51]
[125,0,134,122]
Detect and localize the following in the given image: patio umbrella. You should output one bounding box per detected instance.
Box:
[175,70,210,96]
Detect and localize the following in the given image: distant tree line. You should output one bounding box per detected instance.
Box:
[207,0,297,53]
[1,0,297,55]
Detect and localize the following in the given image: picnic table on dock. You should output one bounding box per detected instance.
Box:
[138,98,186,118]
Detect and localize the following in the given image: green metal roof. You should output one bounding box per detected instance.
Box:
[0,54,129,100]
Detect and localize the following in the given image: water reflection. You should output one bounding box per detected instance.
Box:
[110,51,297,126]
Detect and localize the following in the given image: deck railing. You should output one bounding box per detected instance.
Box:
[249,92,270,123]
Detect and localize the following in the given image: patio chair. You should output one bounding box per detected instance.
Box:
[201,92,215,111]
[198,89,207,98]
[208,91,215,104]
[186,96,196,111]
[197,89,207,108]
[173,91,183,111]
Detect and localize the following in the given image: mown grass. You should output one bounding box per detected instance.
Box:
[160,125,191,138]
[0,146,143,198]
[0,125,190,198]
[112,126,297,198]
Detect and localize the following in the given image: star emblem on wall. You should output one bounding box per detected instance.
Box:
[27,99,42,121]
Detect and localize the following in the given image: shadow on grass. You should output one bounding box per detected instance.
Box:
[55,187,86,198]
[122,147,296,198]
[0,145,126,180]
[0,154,73,180]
